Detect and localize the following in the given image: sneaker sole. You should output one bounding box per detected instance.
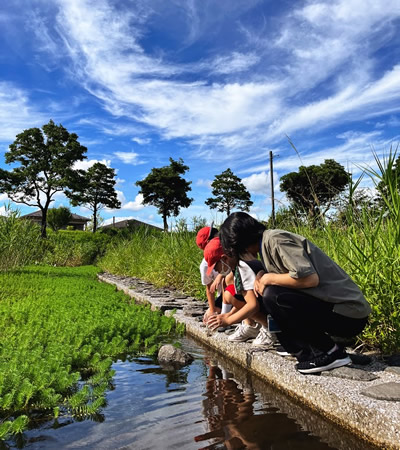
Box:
[297,356,351,374]
[251,341,274,347]
[228,336,258,342]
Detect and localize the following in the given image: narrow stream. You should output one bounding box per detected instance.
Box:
[7,337,378,450]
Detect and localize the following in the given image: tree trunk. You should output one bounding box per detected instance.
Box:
[163,214,168,232]
[40,206,48,238]
[93,207,97,233]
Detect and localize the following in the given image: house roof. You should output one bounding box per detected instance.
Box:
[21,210,90,222]
[101,218,162,231]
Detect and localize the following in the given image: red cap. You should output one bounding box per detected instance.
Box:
[204,237,224,275]
[196,226,213,250]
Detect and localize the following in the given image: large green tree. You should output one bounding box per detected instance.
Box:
[0,120,87,237]
[66,162,121,233]
[205,168,253,216]
[136,158,193,231]
[280,159,350,221]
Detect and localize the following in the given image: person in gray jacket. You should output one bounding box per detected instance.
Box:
[219,212,371,374]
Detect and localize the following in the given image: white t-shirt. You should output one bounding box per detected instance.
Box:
[237,261,256,291]
[236,260,264,293]
[199,258,222,295]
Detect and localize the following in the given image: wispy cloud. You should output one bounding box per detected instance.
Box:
[34,0,397,166]
[132,137,151,145]
[114,151,144,165]
[0,82,48,142]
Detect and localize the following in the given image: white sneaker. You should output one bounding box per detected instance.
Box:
[228,321,261,342]
[252,326,274,347]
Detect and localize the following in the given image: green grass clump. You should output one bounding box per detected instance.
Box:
[0,265,182,439]
[98,227,205,300]
[0,208,113,271]
[0,207,43,271]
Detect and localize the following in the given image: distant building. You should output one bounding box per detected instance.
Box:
[101,217,162,231]
[21,210,90,231]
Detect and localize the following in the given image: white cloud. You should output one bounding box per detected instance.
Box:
[132,137,151,145]
[24,0,400,160]
[113,151,143,165]
[211,52,260,74]
[73,158,111,170]
[115,178,125,186]
[121,193,144,211]
[242,171,270,194]
[0,82,48,142]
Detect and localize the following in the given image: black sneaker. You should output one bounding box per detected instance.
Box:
[296,349,351,374]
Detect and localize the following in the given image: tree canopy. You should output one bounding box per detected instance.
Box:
[205,168,253,216]
[0,120,87,237]
[279,159,350,221]
[47,206,72,232]
[66,162,121,233]
[136,158,193,231]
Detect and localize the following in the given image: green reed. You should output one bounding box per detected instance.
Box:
[98,227,205,300]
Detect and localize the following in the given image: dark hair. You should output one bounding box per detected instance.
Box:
[219,212,266,258]
[209,227,218,240]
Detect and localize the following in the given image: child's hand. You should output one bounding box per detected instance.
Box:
[207,313,228,330]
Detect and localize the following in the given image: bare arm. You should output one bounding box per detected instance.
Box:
[207,290,259,328]
[254,270,319,295]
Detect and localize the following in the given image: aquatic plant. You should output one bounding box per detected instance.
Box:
[0,265,182,439]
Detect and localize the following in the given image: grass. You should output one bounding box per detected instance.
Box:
[0,207,113,270]
[0,265,183,440]
[98,227,205,300]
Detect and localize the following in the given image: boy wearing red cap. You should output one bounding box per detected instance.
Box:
[196,225,232,323]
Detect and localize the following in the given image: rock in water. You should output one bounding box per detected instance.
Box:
[158,344,194,366]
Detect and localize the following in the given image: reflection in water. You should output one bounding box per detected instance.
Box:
[5,338,378,449]
[195,359,334,450]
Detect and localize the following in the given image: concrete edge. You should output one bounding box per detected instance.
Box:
[98,273,400,450]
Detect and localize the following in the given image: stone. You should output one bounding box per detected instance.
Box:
[182,306,204,317]
[157,344,193,366]
[385,366,400,376]
[361,382,400,401]
[322,366,378,381]
[348,353,372,366]
[384,354,400,366]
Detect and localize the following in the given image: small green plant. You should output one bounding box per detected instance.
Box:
[0,265,182,438]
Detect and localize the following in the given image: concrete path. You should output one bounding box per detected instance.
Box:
[98,273,400,449]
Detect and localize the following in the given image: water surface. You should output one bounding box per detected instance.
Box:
[7,337,377,450]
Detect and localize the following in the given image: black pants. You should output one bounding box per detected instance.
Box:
[262,285,368,353]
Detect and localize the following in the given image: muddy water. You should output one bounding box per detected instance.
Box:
[10,337,377,450]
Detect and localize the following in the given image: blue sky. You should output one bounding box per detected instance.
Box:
[1,0,400,228]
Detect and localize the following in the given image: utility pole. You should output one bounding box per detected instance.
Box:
[269,151,275,226]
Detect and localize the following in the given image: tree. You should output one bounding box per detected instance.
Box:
[47,206,72,231]
[279,159,350,221]
[136,158,193,232]
[0,120,87,237]
[205,168,253,216]
[66,162,121,233]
